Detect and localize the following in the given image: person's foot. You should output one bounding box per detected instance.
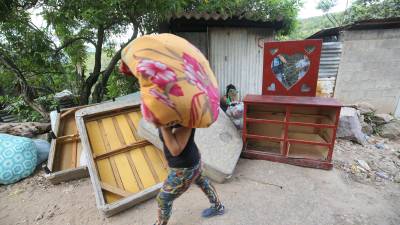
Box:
[201,205,225,218]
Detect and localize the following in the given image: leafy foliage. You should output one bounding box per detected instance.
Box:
[347,0,400,22]
[106,72,139,100]
[1,0,300,121]
[187,0,301,35]
[0,95,58,122]
[278,12,345,40]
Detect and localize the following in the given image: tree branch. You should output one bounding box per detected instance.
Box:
[0,51,49,120]
[92,25,139,102]
[54,37,96,54]
[79,25,105,104]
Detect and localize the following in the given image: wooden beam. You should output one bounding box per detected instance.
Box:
[100,182,132,198]
[71,139,78,168]
[85,107,139,123]
[60,108,77,119]
[94,140,151,160]
[57,133,79,142]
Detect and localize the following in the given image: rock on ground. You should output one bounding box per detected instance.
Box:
[373,114,394,125]
[379,120,400,140]
[337,107,367,145]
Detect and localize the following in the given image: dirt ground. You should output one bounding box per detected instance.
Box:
[1,138,400,225]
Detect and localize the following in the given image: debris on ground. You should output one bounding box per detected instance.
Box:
[379,120,400,140]
[0,122,50,138]
[334,136,400,185]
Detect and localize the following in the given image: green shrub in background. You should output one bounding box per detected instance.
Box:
[0,95,59,122]
[105,71,140,100]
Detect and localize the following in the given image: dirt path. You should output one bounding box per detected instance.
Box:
[1,139,400,225]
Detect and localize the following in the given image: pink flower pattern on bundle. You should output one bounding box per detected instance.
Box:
[141,100,160,124]
[149,88,175,108]
[137,59,183,96]
[183,53,219,121]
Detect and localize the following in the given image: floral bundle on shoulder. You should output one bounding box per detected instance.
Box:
[120,33,220,128]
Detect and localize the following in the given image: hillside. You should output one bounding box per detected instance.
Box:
[283,12,345,40]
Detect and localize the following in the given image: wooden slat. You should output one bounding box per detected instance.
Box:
[93,141,150,160]
[125,152,144,190]
[145,146,168,180]
[57,133,79,142]
[71,139,78,168]
[288,121,335,128]
[129,148,157,189]
[158,151,168,170]
[60,108,77,119]
[124,113,140,140]
[141,148,160,183]
[287,139,331,146]
[112,116,127,145]
[246,118,285,125]
[101,182,132,198]
[111,116,142,193]
[97,120,124,189]
[85,107,138,123]
[246,134,284,142]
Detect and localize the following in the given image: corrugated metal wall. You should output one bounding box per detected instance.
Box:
[175,32,208,57]
[317,42,342,97]
[209,28,273,98]
[318,42,342,78]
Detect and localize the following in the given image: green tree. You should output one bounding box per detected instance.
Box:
[43,0,188,104]
[0,1,68,120]
[347,0,400,22]
[187,0,301,35]
[1,0,300,121]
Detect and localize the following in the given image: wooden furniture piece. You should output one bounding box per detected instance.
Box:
[242,95,341,169]
[46,106,89,184]
[242,40,341,169]
[76,100,168,217]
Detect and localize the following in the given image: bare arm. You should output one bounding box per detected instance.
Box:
[160,126,192,157]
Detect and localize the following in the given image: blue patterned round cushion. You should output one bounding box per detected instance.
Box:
[0,134,37,184]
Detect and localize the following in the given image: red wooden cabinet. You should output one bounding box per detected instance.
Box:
[242,40,341,169]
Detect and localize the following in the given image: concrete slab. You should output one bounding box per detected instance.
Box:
[138,108,242,183]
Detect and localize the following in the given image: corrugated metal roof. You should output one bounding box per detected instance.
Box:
[307,17,400,39]
[172,12,275,22]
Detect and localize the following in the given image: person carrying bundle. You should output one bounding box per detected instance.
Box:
[120,33,225,225]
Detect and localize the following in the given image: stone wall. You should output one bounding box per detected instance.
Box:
[334,29,400,114]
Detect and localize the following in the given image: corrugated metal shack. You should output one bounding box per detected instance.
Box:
[308,17,400,116]
[160,12,285,98]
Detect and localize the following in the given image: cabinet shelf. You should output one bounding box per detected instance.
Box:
[287,132,330,146]
[243,95,341,170]
[287,142,328,161]
[246,112,286,122]
[246,134,284,142]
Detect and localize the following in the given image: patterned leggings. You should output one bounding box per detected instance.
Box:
[156,163,222,225]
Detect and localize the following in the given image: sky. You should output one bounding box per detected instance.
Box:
[298,0,351,19]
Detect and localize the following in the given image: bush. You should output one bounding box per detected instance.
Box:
[0,95,58,122]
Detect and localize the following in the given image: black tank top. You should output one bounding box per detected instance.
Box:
[159,127,200,168]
